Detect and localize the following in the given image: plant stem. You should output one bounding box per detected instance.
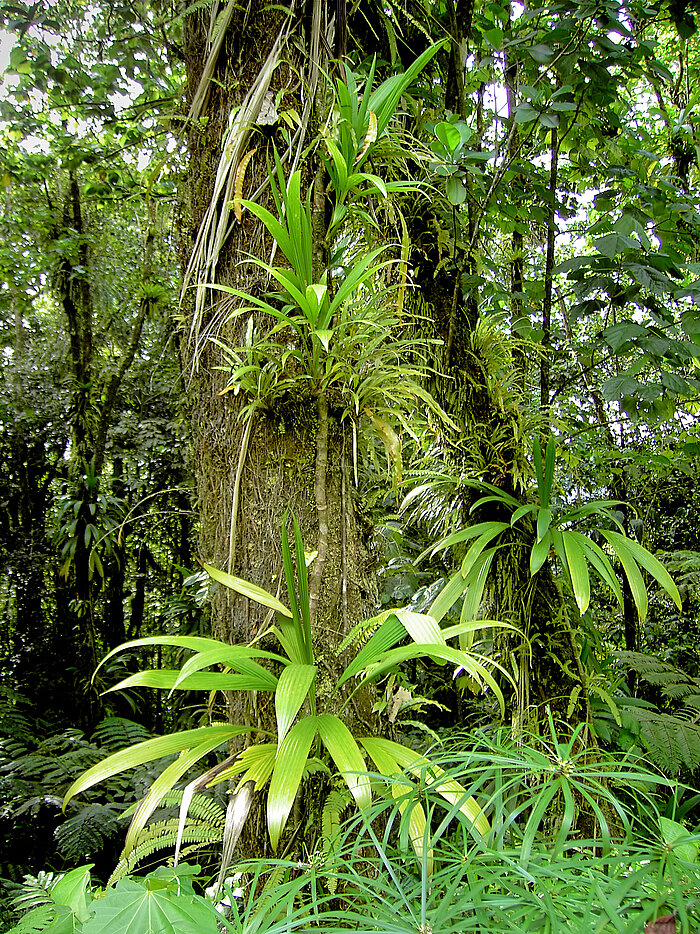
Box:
[309,392,329,622]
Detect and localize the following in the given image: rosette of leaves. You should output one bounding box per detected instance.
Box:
[421,433,682,634]
[64,515,507,860]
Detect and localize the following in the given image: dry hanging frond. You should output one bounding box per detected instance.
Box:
[233,148,257,222]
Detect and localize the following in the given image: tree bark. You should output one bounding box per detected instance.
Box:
[180,1,375,852]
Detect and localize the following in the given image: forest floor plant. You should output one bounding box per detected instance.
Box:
[62,514,511,875]
[8,728,700,932]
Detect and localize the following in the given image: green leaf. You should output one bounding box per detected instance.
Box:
[95,635,256,677]
[536,507,552,543]
[63,725,249,809]
[513,103,539,124]
[528,43,554,62]
[105,669,277,694]
[338,613,407,686]
[211,743,277,788]
[361,736,489,836]
[172,646,281,693]
[530,531,552,574]
[51,865,92,922]
[124,729,248,856]
[429,572,471,623]
[460,523,507,576]
[574,532,624,608]
[446,175,467,205]
[367,42,446,136]
[435,121,462,154]
[460,550,497,630]
[601,530,682,618]
[275,664,316,743]
[80,876,220,934]
[561,529,591,614]
[267,717,318,850]
[394,608,445,645]
[317,713,371,810]
[356,644,504,715]
[204,564,292,617]
[659,816,698,862]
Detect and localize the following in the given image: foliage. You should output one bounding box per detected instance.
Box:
[63,515,508,859]
[420,434,682,638]
[186,729,700,934]
[4,863,223,934]
[0,702,163,880]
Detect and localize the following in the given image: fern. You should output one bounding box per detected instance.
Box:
[0,687,36,745]
[108,816,225,885]
[656,550,700,597]
[54,803,123,860]
[7,872,61,912]
[107,791,227,884]
[4,903,55,934]
[628,707,700,775]
[618,651,699,699]
[92,718,152,751]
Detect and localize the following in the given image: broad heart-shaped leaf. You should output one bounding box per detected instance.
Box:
[51,865,93,921]
[600,530,682,620]
[275,664,316,743]
[267,717,319,851]
[80,877,220,934]
[203,563,292,617]
[560,529,591,614]
[316,713,371,811]
[63,725,249,810]
[360,736,489,837]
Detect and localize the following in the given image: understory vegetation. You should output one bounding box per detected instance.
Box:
[2,0,700,930]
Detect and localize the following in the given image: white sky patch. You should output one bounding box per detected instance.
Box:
[0,30,14,72]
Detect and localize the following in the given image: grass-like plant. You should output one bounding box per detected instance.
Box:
[218,727,699,934]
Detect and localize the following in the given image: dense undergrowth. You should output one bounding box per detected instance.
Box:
[2,718,700,933]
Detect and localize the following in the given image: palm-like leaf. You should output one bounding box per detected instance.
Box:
[267,717,319,851]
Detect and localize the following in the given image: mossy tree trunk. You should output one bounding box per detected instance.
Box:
[180,2,376,854]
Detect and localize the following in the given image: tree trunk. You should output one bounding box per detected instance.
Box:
[180,1,375,852]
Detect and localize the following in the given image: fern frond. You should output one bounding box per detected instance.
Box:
[5,903,55,934]
[156,790,227,825]
[8,872,60,912]
[108,807,226,885]
[617,652,697,699]
[629,707,700,775]
[92,718,152,751]
[54,803,124,860]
